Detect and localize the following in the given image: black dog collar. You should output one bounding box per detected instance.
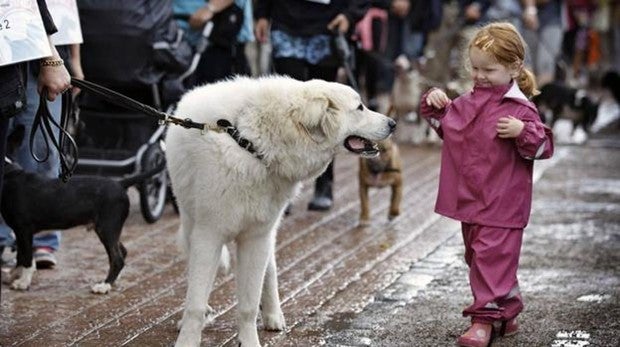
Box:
[216,119,263,160]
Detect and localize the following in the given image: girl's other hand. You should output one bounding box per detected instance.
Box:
[496,116,524,138]
[426,88,451,109]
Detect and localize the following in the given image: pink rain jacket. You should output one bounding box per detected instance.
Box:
[420,82,554,228]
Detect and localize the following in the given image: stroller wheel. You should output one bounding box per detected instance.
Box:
[139,141,168,223]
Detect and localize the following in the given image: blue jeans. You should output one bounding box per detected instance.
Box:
[0,72,62,251]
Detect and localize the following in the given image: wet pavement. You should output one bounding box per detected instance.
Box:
[1,120,619,347]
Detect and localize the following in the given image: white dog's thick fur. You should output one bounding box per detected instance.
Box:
[166,75,395,347]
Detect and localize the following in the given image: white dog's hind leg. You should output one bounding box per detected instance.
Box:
[235,233,275,347]
[261,253,285,331]
[175,232,223,347]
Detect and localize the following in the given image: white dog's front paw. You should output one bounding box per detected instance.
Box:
[176,311,206,346]
[176,305,213,331]
[262,309,286,331]
[10,277,31,291]
[238,326,261,347]
[91,282,112,294]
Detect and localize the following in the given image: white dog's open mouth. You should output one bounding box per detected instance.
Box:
[344,136,379,158]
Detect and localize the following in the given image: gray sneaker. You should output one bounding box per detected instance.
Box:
[34,248,57,269]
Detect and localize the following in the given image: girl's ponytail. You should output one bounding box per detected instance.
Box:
[516,67,539,98]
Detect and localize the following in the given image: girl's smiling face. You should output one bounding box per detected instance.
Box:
[469,47,518,87]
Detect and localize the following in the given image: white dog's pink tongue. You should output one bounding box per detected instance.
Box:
[348,137,365,150]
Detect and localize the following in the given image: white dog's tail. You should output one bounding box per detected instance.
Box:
[176,224,231,274]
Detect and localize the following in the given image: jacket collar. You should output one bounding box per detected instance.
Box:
[502,81,528,101]
[502,81,538,112]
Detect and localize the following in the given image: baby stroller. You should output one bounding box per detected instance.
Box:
[73,0,192,223]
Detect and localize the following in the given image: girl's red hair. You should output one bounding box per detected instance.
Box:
[469,22,539,97]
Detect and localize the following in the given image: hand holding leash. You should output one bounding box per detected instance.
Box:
[331,29,359,92]
[327,13,350,33]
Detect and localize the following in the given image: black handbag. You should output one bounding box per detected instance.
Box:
[209,2,244,48]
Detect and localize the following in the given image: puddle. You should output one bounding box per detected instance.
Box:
[576,294,610,303]
[551,330,591,347]
[551,341,590,347]
[556,331,591,339]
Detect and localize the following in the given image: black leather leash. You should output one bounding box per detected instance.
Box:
[31,91,78,182]
[29,78,263,182]
[70,79,263,159]
[70,78,206,131]
[333,30,359,92]
[70,79,262,160]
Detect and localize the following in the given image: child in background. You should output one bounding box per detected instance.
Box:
[420,22,554,347]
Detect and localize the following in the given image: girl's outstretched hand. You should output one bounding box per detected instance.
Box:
[496,116,524,138]
[426,88,452,109]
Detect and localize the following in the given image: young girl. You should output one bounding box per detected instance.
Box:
[420,22,554,347]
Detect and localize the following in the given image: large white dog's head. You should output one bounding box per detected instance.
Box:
[296,79,396,155]
[247,77,396,181]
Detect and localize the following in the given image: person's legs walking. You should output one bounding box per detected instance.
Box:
[308,161,334,211]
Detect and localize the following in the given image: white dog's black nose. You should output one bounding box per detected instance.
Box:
[388,119,397,133]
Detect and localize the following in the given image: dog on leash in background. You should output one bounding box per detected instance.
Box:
[389,55,437,144]
[358,137,403,226]
[532,82,599,143]
[0,125,159,294]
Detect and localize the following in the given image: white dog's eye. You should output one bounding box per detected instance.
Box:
[357,103,364,111]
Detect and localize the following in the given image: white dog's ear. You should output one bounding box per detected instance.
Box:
[294,96,339,143]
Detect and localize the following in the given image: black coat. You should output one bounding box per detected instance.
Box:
[255,0,370,37]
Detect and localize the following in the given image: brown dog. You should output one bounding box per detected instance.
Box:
[358,137,403,226]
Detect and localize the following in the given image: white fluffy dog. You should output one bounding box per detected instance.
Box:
[166,75,395,347]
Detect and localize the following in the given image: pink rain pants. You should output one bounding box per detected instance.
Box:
[461,223,524,323]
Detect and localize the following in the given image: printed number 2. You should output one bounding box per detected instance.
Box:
[0,20,10,30]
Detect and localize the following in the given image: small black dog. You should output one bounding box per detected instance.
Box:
[1,126,161,294]
[533,82,599,134]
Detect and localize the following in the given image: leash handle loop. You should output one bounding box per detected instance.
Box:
[30,90,78,182]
